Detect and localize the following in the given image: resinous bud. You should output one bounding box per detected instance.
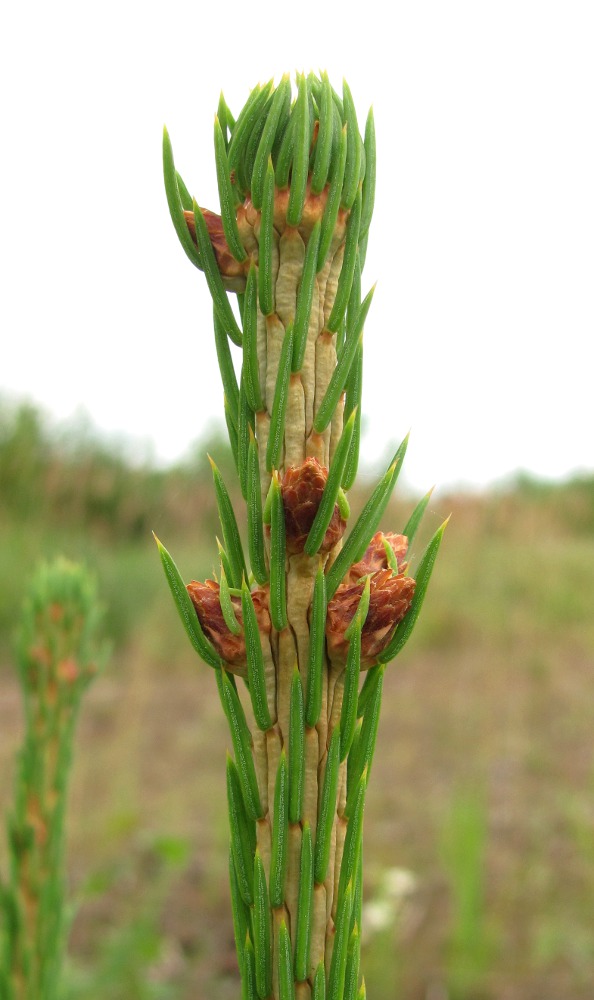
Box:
[326,545,416,666]
[281,457,346,555]
[187,579,271,672]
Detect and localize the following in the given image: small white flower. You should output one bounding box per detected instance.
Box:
[361,867,418,943]
[362,900,394,936]
[383,866,417,901]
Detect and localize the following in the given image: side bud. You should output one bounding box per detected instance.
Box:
[187,580,246,667]
[187,580,271,673]
[326,532,416,666]
[183,207,247,290]
[281,457,346,555]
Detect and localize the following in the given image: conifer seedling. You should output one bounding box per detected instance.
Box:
[160,74,447,997]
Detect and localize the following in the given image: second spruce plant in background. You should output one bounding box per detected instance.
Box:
[158,72,447,999]
[0,559,103,1000]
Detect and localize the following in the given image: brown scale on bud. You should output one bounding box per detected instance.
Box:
[281,457,346,555]
[183,184,349,290]
[346,531,409,584]
[183,208,247,290]
[327,549,416,667]
[57,658,80,685]
[187,579,245,667]
[250,585,273,636]
[244,181,348,242]
[187,580,271,670]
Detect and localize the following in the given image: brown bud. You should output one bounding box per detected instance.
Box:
[28,644,52,669]
[281,458,346,555]
[187,579,246,667]
[184,208,247,290]
[244,181,346,241]
[326,569,416,667]
[186,580,271,672]
[346,531,409,584]
[57,658,79,684]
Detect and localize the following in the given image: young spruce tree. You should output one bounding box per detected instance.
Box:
[159,73,447,1000]
[0,559,103,1000]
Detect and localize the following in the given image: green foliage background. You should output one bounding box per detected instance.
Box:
[1,397,593,999]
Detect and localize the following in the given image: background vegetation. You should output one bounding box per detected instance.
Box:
[1,396,593,1000]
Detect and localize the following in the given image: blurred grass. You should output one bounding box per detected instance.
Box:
[1,397,593,999]
[440,789,494,999]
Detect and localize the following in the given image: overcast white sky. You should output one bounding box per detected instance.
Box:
[2,1,592,493]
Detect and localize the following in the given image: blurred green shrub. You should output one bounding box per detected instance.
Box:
[0,397,234,542]
[0,399,234,661]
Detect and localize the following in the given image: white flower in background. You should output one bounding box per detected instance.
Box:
[361,867,417,943]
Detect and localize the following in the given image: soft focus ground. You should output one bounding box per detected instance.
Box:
[1,402,593,999]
